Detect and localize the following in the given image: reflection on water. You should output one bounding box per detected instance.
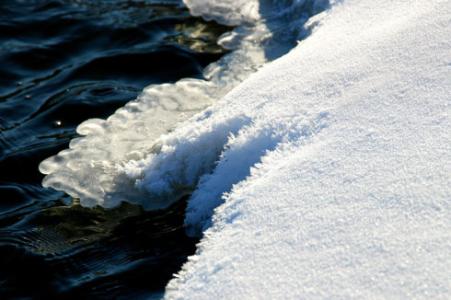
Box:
[1,198,196,299]
[0,0,229,298]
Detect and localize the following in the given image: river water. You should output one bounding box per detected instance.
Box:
[0,0,229,298]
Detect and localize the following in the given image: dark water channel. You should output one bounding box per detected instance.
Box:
[0,1,229,298]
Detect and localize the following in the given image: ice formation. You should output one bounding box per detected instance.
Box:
[39,0,328,208]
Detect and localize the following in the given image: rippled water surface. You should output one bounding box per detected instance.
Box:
[0,0,229,298]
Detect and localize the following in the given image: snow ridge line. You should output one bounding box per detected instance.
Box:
[121,110,330,233]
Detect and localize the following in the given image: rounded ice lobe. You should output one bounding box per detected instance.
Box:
[40,0,331,212]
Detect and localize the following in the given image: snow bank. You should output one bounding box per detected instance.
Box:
[156,0,450,298]
[39,0,327,208]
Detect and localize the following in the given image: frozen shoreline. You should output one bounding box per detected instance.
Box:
[35,0,451,297]
[39,0,327,209]
[162,0,451,298]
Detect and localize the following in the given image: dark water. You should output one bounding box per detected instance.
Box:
[0,0,229,298]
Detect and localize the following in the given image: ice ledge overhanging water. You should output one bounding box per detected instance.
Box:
[39,0,331,212]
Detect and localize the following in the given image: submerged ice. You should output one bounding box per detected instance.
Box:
[39,0,329,209]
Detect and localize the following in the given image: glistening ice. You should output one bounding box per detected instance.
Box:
[39,0,329,209]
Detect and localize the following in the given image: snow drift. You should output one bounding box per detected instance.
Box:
[158,0,449,298]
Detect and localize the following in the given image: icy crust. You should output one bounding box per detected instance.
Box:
[39,0,329,208]
[183,0,329,26]
[160,0,451,298]
[182,0,260,26]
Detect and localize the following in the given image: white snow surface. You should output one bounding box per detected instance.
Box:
[156,0,451,298]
